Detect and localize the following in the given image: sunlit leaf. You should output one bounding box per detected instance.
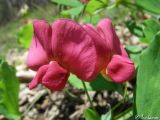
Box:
[136,32,160,116]
[86,0,107,14]
[61,5,84,16]
[84,108,101,120]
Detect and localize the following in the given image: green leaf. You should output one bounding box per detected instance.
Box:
[136,0,160,14]
[101,108,112,120]
[86,0,107,14]
[84,108,101,120]
[125,45,142,68]
[17,22,33,48]
[142,19,160,43]
[136,32,160,117]
[51,0,83,7]
[0,61,20,120]
[129,53,141,69]
[126,45,142,54]
[69,74,122,91]
[61,5,84,16]
[127,19,160,43]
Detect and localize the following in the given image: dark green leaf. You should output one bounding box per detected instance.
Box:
[126,20,144,37]
[84,108,101,120]
[0,61,20,120]
[69,74,122,91]
[136,0,160,14]
[51,0,82,7]
[136,32,160,116]
[17,22,33,48]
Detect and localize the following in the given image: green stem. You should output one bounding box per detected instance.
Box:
[64,88,77,99]
[112,100,124,112]
[81,80,95,110]
[89,15,93,23]
[123,83,128,100]
[112,83,128,112]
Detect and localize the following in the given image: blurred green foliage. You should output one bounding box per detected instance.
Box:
[142,19,160,43]
[136,0,160,14]
[17,22,33,48]
[51,0,83,7]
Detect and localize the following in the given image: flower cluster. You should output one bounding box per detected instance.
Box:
[27,18,135,91]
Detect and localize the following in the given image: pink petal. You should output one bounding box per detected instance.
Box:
[29,64,48,89]
[42,61,69,91]
[33,20,52,57]
[106,55,135,83]
[83,24,111,70]
[26,37,49,70]
[51,19,98,81]
[97,18,128,57]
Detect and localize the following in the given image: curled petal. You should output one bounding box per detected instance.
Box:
[106,55,135,83]
[97,18,126,56]
[42,61,69,91]
[83,24,111,70]
[26,37,49,70]
[51,19,98,81]
[33,20,52,57]
[29,64,48,89]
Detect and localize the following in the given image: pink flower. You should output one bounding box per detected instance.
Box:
[27,18,135,91]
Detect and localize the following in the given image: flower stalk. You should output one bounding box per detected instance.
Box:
[81,80,95,110]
